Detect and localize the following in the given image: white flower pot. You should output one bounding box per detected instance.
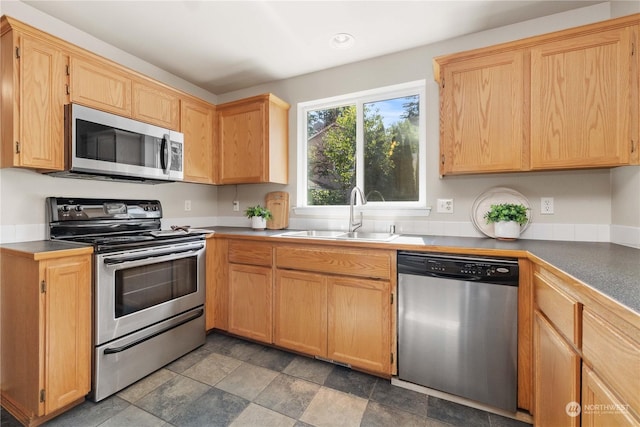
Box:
[494,221,521,240]
[251,216,267,230]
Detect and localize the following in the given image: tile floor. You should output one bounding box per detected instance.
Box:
[2,332,532,427]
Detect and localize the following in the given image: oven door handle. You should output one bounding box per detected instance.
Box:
[103,308,204,355]
[103,245,204,265]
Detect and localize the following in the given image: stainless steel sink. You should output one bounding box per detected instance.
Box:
[336,232,399,242]
[278,230,399,242]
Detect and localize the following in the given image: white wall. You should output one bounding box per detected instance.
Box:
[216,2,640,245]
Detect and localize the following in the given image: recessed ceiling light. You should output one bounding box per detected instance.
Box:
[330,33,355,49]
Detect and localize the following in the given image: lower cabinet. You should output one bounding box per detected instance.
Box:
[327,276,390,374]
[582,365,640,427]
[532,265,640,426]
[228,263,273,343]
[1,248,92,426]
[274,270,327,356]
[274,244,394,375]
[273,270,392,374]
[533,311,581,427]
[215,238,395,376]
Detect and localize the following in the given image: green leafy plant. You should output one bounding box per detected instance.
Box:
[484,203,528,226]
[244,205,272,220]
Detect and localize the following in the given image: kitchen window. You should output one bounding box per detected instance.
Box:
[296,81,426,214]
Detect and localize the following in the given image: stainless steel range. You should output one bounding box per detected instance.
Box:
[47,197,206,402]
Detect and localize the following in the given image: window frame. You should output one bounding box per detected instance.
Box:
[295,80,427,216]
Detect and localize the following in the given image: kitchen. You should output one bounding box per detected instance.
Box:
[1,1,639,426]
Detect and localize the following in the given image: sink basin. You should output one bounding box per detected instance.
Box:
[336,232,400,242]
[278,230,399,242]
[278,230,346,239]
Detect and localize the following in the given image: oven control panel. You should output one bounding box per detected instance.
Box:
[48,197,162,221]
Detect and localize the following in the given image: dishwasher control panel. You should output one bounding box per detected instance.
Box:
[398,252,519,284]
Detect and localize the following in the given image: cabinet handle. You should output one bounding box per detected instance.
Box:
[15,47,20,59]
[632,140,636,153]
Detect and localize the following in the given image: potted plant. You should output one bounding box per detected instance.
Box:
[483,203,529,240]
[244,205,272,230]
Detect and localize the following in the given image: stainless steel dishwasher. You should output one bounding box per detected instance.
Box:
[397,252,519,412]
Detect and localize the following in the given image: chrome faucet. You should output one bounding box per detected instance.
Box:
[348,186,367,233]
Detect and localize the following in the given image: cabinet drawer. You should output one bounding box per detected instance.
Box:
[534,270,581,347]
[228,241,272,266]
[583,308,640,417]
[276,246,392,280]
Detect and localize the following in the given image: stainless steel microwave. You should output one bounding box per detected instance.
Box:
[57,104,184,183]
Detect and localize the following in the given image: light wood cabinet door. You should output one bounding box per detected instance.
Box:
[530,26,634,169]
[582,365,640,427]
[437,50,525,175]
[132,80,179,129]
[1,30,66,170]
[533,311,580,427]
[327,276,391,374]
[42,256,92,414]
[274,270,327,356]
[217,94,289,184]
[582,308,640,416]
[69,56,132,116]
[182,98,215,184]
[0,250,91,425]
[228,263,273,343]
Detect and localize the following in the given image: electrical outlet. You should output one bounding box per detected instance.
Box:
[541,197,554,215]
[437,198,454,214]
[232,200,240,212]
[184,200,192,211]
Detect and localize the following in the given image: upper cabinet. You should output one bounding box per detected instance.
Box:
[217,93,290,184]
[69,56,182,130]
[437,50,526,175]
[182,97,216,184]
[69,56,132,117]
[530,26,635,169]
[1,17,68,170]
[434,14,640,176]
[132,80,180,130]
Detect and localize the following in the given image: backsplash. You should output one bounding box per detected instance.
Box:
[1,216,638,249]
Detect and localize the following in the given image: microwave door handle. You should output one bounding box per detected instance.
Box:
[161,134,172,175]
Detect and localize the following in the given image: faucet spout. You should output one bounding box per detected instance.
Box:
[349,186,367,233]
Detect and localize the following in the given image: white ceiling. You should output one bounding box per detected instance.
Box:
[23,0,604,94]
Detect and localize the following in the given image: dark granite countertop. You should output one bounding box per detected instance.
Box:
[0,240,93,255]
[205,226,640,314]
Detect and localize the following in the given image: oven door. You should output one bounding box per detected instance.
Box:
[95,240,205,345]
